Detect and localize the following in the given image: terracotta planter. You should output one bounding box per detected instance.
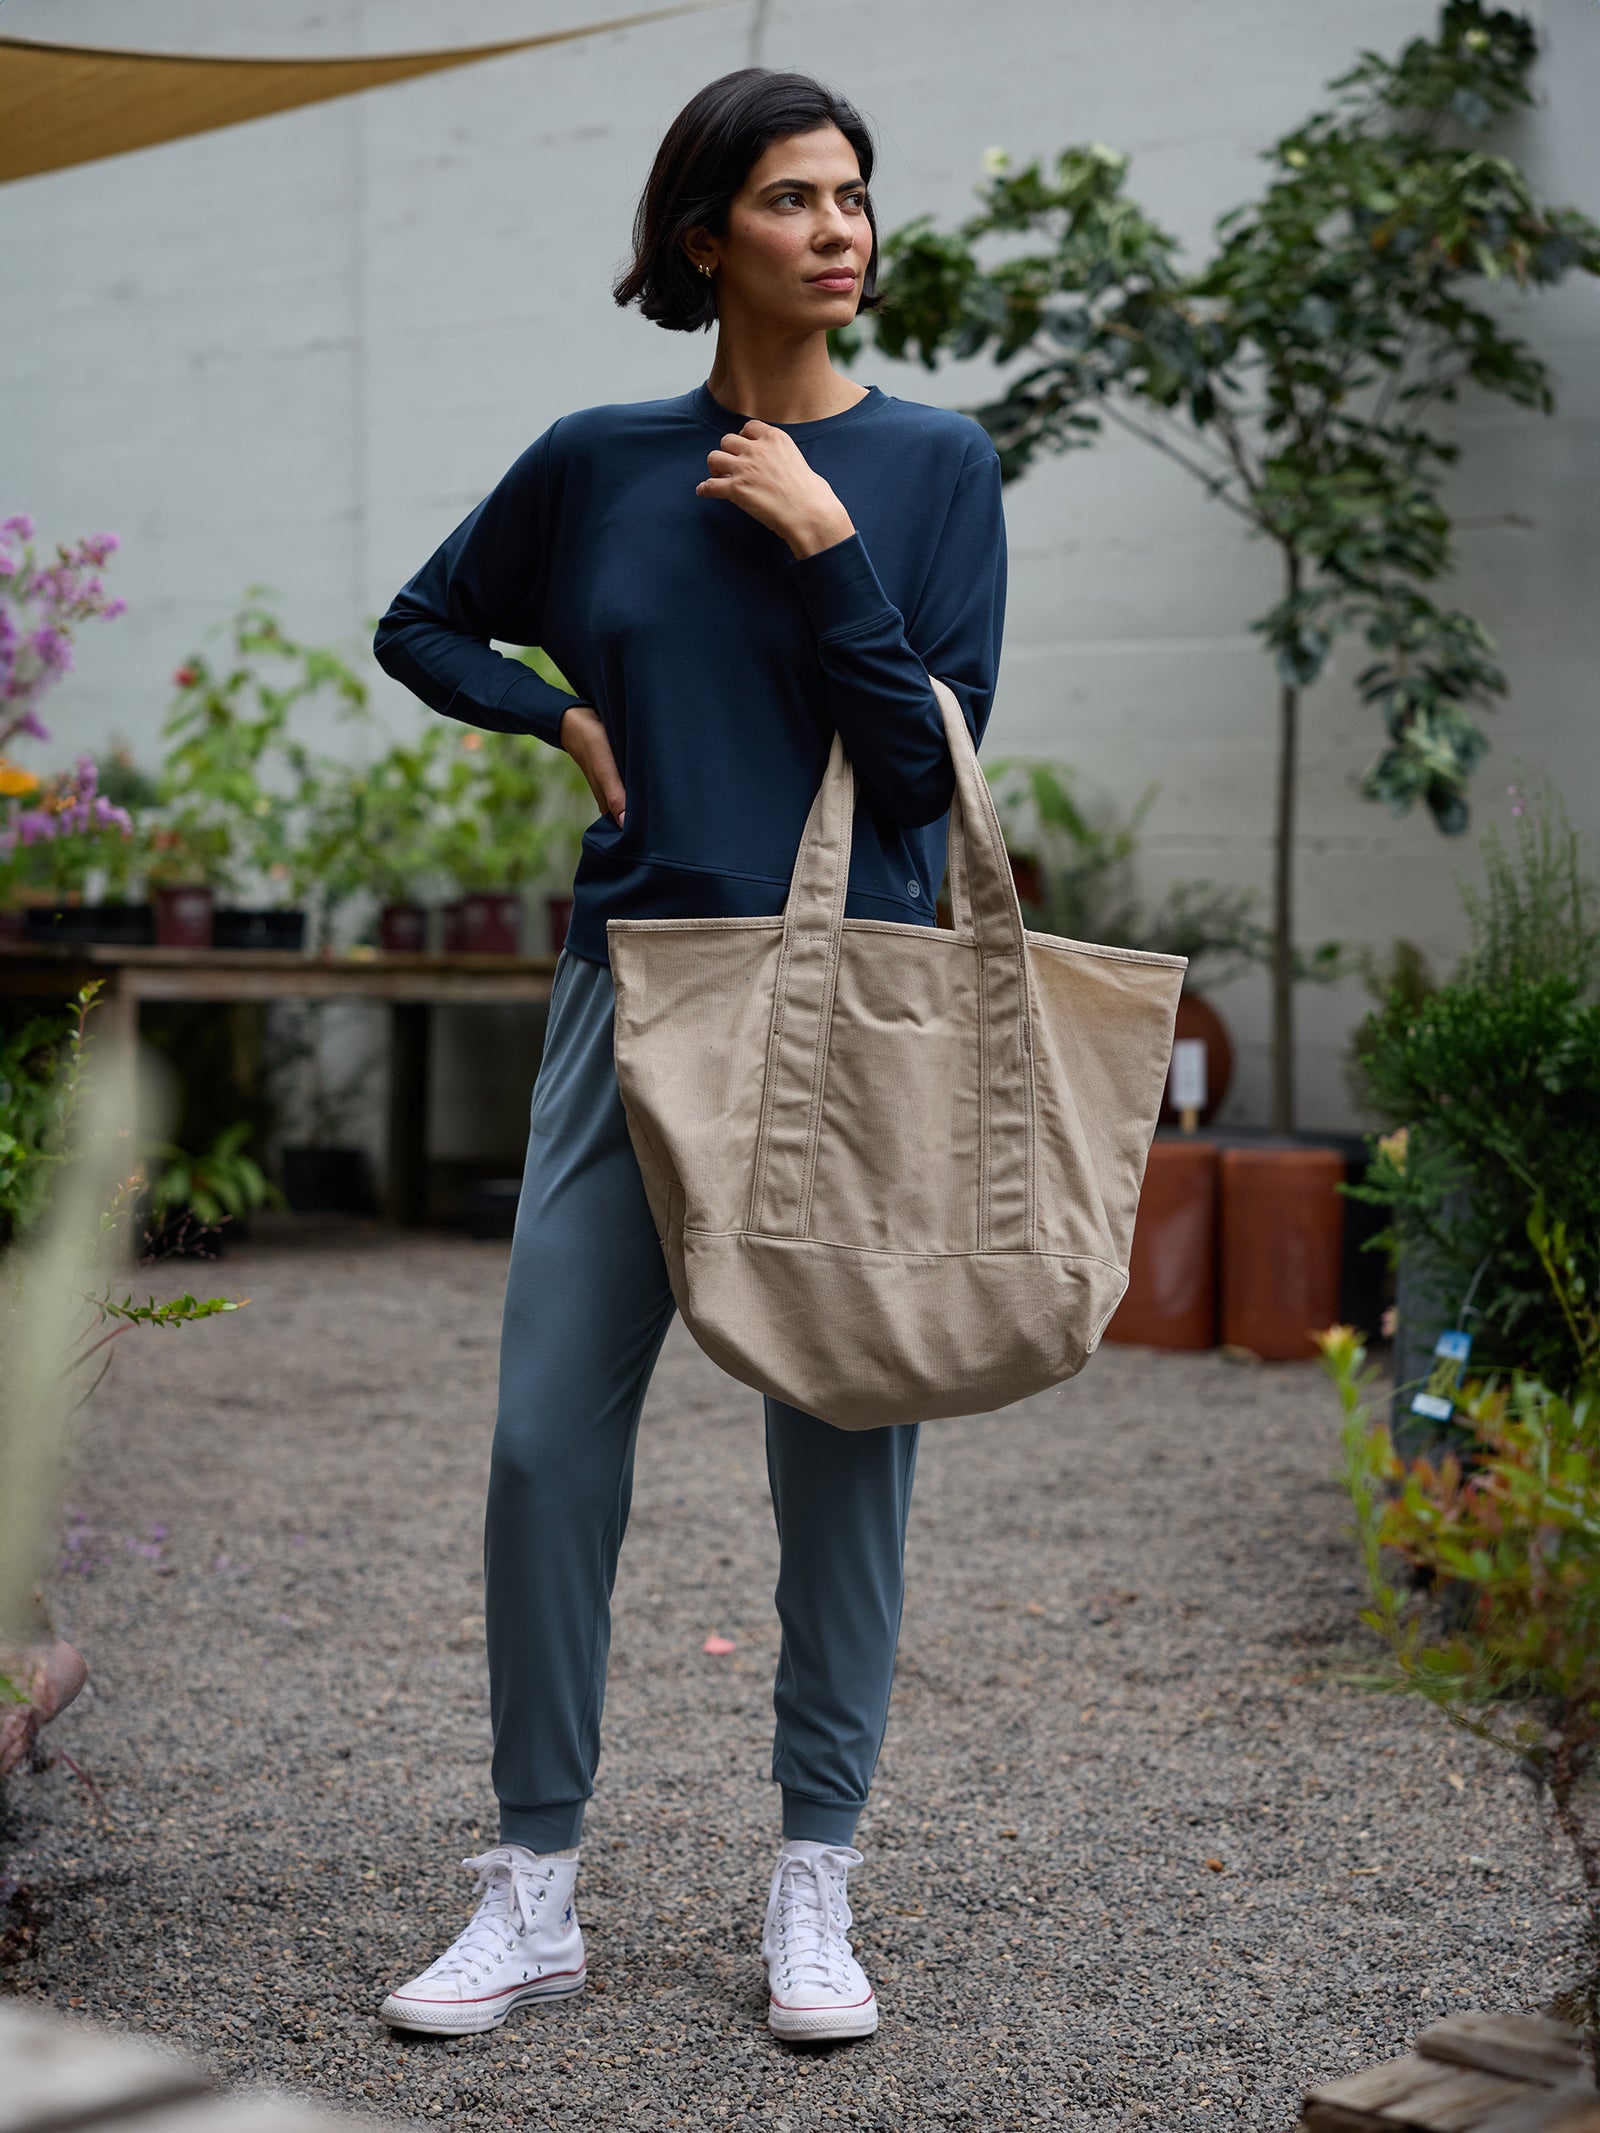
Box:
[151,883,215,949]
[547,894,574,956]
[1219,1145,1345,1361]
[379,902,428,954]
[1164,989,1234,1128]
[456,890,522,956]
[1105,1138,1219,1351]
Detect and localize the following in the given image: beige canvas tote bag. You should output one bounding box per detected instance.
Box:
[607,674,1187,1430]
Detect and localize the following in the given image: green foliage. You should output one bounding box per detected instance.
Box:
[299,724,451,911]
[1324,1208,1600,1775]
[1351,790,1600,1392]
[1458,782,1600,996]
[429,730,593,895]
[0,984,102,1246]
[149,591,370,897]
[144,1121,282,1228]
[850,1,1600,1128]
[985,755,1332,986]
[856,2,1597,831]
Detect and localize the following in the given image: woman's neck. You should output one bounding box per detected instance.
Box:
[703,334,869,426]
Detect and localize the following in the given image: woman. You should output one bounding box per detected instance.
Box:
[371,66,1006,2046]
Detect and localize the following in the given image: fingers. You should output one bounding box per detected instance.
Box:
[559,704,626,828]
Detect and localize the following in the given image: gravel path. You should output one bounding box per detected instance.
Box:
[2,1228,1587,2130]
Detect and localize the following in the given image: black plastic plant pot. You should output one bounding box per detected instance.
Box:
[212,907,306,951]
[281,1144,377,1215]
[24,903,155,947]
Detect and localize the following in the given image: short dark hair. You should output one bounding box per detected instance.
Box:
[613,68,882,333]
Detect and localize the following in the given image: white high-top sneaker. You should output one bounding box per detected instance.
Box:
[761,1840,879,2042]
[379,1845,586,2035]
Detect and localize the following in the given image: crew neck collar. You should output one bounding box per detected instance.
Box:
[689,379,887,439]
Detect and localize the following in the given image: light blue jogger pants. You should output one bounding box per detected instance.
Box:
[486,948,921,1852]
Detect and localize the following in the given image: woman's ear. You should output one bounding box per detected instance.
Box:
[682,228,717,275]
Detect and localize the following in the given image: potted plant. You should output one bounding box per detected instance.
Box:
[1,756,139,944]
[0,516,129,941]
[151,593,371,951]
[141,1121,282,1257]
[136,808,233,947]
[264,1000,382,1215]
[1349,784,1600,1434]
[433,731,553,956]
[299,726,448,953]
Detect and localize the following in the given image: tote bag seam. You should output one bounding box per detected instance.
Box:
[682,1224,1127,1276]
[976,948,992,1251]
[796,932,841,1240]
[748,929,795,1233]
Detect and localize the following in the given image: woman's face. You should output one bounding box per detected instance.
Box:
[696,124,872,330]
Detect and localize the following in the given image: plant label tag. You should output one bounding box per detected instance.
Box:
[1410,1390,1455,1423]
[1433,1329,1472,1366]
[1168,1037,1208,1113]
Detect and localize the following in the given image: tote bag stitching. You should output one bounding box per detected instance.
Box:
[748,727,852,1240]
[681,1224,1129,1275]
[1024,933,1187,969]
[793,744,853,1241]
[747,926,796,1234]
[976,947,993,1252]
[796,931,842,1241]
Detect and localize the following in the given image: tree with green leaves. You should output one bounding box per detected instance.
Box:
[848,1,1599,1129]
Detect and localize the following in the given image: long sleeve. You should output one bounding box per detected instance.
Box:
[787,438,1007,827]
[372,425,578,750]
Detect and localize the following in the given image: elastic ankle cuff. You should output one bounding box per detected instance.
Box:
[499,1799,587,1852]
[780,1790,862,1845]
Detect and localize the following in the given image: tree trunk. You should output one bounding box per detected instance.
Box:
[1271,551,1302,1136]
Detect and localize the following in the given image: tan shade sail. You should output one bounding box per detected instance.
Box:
[0,4,732,185]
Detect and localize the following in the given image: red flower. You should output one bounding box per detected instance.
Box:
[173,664,199,688]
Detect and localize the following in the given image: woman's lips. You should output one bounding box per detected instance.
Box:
[807,272,856,290]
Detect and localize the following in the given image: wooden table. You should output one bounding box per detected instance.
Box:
[0,941,558,1225]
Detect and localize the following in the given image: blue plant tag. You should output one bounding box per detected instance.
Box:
[1434,1329,1473,1366]
[1410,1390,1456,1424]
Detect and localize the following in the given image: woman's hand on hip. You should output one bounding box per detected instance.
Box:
[559,703,625,828]
[697,421,855,559]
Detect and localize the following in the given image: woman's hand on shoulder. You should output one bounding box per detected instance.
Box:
[697,421,855,559]
[559,703,625,828]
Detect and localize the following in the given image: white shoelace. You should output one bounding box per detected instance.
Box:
[764,1844,863,1996]
[418,1845,555,1986]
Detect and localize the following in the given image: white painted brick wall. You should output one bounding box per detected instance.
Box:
[4,0,1596,1155]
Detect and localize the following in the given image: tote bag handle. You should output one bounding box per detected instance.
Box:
[748,674,1037,1250]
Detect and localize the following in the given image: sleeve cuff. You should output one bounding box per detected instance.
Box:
[492,657,575,749]
[791,532,900,641]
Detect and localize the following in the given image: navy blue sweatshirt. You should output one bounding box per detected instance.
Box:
[372,378,1007,967]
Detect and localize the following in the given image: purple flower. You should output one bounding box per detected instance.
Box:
[15,808,56,846]
[0,551,16,578]
[27,625,72,676]
[1,514,35,541]
[102,596,128,620]
[17,710,48,741]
